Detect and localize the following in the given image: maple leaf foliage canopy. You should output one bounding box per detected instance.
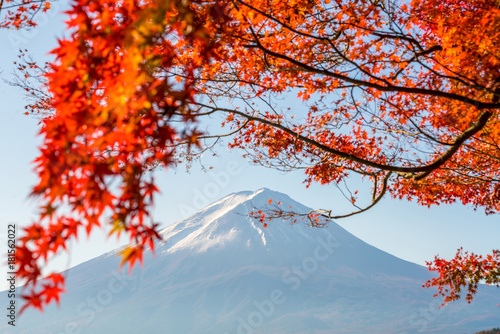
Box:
[4,0,225,312]
[2,0,500,311]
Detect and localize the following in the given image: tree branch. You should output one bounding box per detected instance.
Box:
[328,171,392,219]
[195,104,493,178]
[247,31,500,110]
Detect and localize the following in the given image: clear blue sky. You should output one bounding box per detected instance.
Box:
[1,3,499,291]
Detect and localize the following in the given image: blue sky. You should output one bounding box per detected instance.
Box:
[1,3,499,291]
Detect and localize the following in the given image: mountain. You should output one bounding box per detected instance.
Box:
[2,188,500,334]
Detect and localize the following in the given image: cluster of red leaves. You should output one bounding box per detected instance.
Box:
[12,0,225,312]
[8,50,55,117]
[210,0,500,214]
[0,0,52,29]
[425,248,500,304]
[250,199,328,228]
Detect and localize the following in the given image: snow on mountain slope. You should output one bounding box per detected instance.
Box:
[2,188,499,334]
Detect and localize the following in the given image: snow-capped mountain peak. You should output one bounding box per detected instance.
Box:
[4,189,500,334]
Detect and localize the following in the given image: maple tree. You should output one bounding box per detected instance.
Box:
[3,0,500,311]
